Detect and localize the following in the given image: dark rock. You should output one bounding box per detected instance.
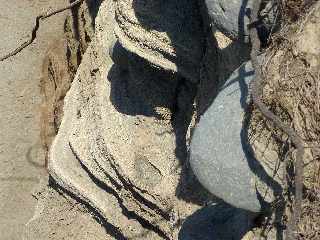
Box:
[204,0,252,41]
[190,61,261,213]
[204,0,278,42]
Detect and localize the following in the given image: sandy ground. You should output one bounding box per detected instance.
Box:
[0,1,122,239]
[0,1,75,239]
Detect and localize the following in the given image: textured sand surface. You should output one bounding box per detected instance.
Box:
[0,1,106,239]
[0,1,67,238]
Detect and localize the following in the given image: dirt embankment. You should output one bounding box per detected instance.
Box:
[5,0,319,239]
[248,1,320,239]
[27,1,110,240]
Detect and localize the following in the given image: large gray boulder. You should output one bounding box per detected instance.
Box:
[205,0,253,41]
[190,61,261,213]
[205,0,278,42]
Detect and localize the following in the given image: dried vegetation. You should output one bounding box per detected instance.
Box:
[250,0,320,238]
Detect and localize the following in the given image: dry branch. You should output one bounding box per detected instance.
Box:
[0,0,85,62]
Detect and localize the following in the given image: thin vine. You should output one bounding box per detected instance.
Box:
[0,0,85,62]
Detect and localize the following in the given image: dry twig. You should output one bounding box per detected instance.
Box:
[0,0,85,62]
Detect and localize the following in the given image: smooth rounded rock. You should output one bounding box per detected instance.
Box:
[190,61,261,213]
[205,0,278,42]
[205,0,252,41]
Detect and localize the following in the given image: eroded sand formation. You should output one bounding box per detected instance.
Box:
[26,0,320,239]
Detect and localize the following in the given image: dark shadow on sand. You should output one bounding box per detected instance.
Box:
[178,202,256,240]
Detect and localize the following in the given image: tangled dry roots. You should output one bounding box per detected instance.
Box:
[282,0,318,21]
[262,37,320,239]
[250,0,320,239]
